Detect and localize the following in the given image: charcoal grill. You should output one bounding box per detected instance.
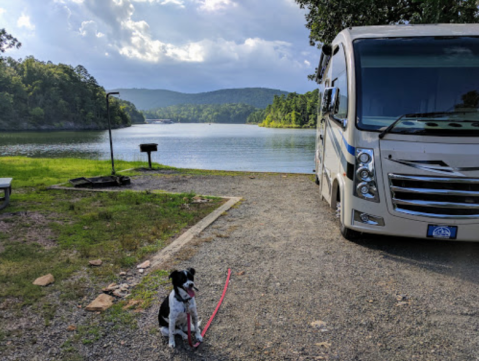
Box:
[139,143,158,169]
[69,176,131,188]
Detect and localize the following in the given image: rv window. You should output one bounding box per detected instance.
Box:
[354,36,479,136]
[332,44,348,119]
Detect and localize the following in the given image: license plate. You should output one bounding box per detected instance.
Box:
[427,225,458,239]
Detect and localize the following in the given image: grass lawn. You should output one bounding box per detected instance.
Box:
[0,157,224,306]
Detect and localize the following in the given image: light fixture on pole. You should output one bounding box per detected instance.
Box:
[106,92,120,175]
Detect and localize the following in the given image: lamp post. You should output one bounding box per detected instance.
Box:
[106,92,119,175]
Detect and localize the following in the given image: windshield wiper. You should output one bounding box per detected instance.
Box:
[378,110,477,139]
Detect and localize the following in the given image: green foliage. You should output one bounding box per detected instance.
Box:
[143,103,258,124]
[295,0,479,79]
[0,28,21,55]
[248,90,319,128]
[111,87,289,110]
[0,57,143,130]
[296,0,479,47]
[118,99,145,124]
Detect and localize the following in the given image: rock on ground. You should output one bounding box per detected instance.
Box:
[32,274,54,286]
[85,294,114,312]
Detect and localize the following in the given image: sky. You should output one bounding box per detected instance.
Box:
[0,0,320,94]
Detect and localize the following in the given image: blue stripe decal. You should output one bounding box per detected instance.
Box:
[340,132,356,156]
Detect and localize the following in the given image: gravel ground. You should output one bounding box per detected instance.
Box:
[3,171,479,360]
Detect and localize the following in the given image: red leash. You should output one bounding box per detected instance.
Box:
[187,268,231,348]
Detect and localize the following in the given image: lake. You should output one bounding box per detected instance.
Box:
[0,124,316,173]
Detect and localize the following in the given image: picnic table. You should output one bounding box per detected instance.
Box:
[0,178,12,210]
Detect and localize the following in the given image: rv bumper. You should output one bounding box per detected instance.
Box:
[348,210,479,242]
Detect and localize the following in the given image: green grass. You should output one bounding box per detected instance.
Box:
[0,157,224,306]
[0,156,233,353]
[0,156,174,188]
[0,189,222,304]
[127,269,171,309]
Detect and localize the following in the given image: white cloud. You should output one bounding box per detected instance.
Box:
[130,0,184,5]
[160,0,185,7]
[119,18,205,62]
[79,20,105,38]
[0,8,6,15]
[17,13,35,30]
[196,0,236,12]
[304,60,310,66]
[118,25,294,66]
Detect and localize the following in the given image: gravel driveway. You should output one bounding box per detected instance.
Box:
[5,171,479,360]
[98,171,479,361]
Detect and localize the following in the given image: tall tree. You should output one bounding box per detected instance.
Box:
[0,29,21,56]
[295,0,479,47]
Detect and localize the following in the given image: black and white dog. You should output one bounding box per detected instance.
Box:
[158,268,202,348]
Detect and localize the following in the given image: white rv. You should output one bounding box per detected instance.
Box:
[315,24,479,241]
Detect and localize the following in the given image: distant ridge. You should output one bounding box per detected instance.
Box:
[109,87,289,110]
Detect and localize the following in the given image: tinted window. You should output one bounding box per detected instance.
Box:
[331,44,348,119]
[354,37,479,136]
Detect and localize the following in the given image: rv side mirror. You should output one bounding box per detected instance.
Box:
[330,87,340,114]
[322,88,332,112]
[322,87,340,113]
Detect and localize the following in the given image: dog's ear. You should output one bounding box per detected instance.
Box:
[187,268,195,276]
[169,270,178,279]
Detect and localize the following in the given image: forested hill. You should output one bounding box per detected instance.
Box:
[109,88,289,110]
[247,90,319,128]
[0,56,144,131]
[143,103,257,124]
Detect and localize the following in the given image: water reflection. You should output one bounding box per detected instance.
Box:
[0,124,316,173]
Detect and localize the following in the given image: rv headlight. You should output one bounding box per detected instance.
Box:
[353,148,379,203]
[357,167,370,180]
[357,182,370,194]
[358,152,371,164]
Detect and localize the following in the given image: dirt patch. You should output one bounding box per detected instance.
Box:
[0,211,58,249]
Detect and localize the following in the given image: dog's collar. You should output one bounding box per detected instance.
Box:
[175,293,192,303]
[174,287,193,303]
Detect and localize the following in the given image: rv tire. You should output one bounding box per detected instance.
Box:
[340,222,362,241]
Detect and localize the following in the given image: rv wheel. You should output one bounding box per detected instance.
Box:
[340,222,362,241]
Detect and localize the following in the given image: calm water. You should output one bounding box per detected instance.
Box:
[0,124,316,173]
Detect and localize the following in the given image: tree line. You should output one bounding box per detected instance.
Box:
[295,0,479,80]
[0,30,144,131]
[143,103,258,124]
[247,90,319,128]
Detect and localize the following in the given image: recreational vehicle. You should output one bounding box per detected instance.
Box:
[315,24,479,241]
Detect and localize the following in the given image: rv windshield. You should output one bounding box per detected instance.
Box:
[354,37,479,136]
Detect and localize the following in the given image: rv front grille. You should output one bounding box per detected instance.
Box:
[388,174,479,219]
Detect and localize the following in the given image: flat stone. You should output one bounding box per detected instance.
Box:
[122,299,141,310]
[85,294,114,312]
[137,260,150,269]
[89,259,102,266]
[33,274,54,286]
[119,272,127,277]
[67,325,76,331]
[119,284,129,291]
[102,283,119,293]
[113,290,125,298]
